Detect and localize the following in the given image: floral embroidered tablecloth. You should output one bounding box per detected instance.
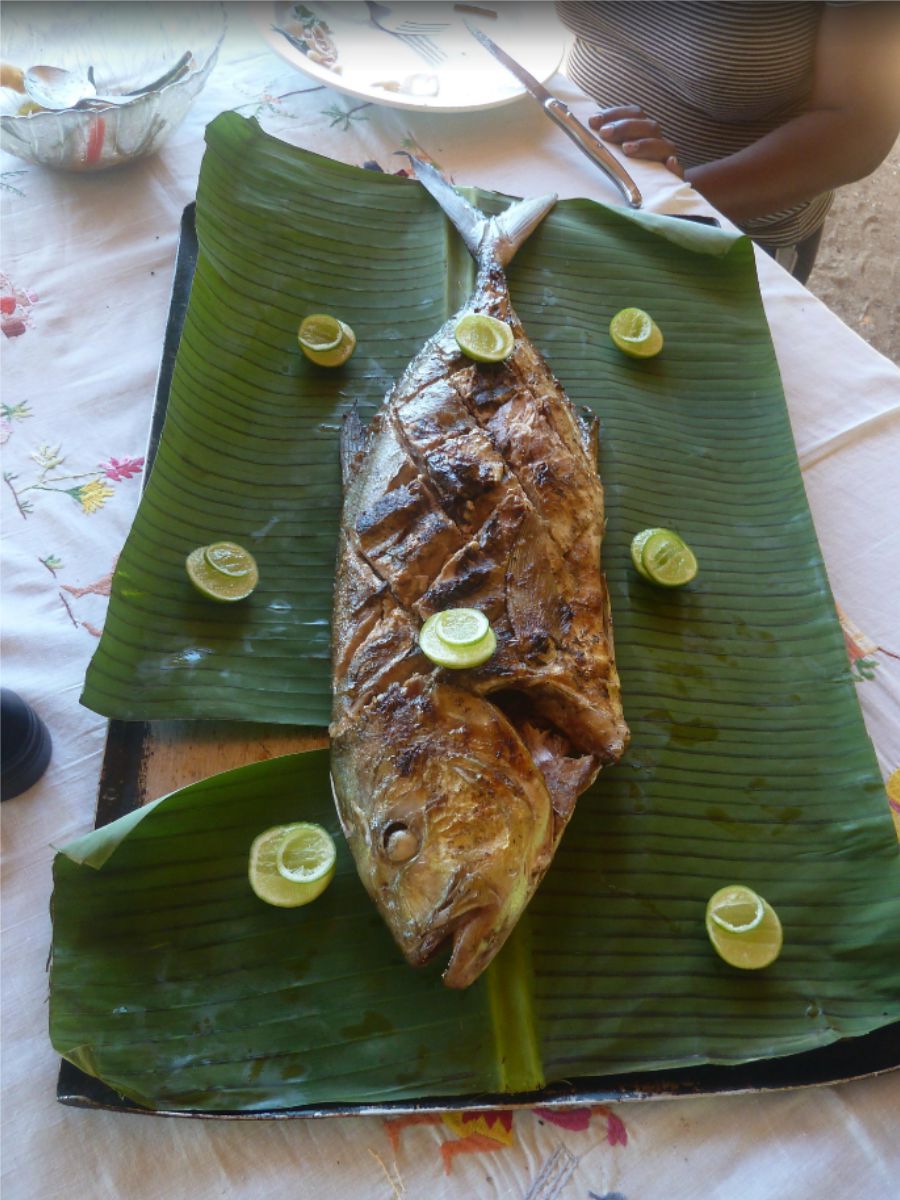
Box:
[2,6,898,1199]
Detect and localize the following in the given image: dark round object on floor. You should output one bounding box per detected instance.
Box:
[1,688,52,801]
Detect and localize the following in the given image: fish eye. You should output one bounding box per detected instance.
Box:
[383,821,419,863]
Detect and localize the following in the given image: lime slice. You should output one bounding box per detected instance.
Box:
[631,527,684,581]
[640,529,698,587]
[705,885,783,970]
[708,884,765,933]
[610,307,664,358]
[186,544,258,602]
[298,313,343,353]
[430,607,490,647]
[630,527,673,580]
[275,823,336,884]
[204,541,255,578]
[249,822,336,908]
[298,316,357,367]
[420,610,497,669]
[454,313,515,363]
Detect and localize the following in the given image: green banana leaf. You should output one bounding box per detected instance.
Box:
[51,742,899,1112]
[57,113,900,1112]
[81,113,743,726]
[51,752,507,1110]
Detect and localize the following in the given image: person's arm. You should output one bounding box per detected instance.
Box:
[591,3,900,223]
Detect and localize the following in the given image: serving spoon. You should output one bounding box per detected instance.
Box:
[23,51,192,111]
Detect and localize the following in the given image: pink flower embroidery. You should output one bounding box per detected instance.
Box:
[603,1109,628,1146]
[0,272,37,338]
[532,1105,593,1131]
[533,1104,628,1143]
[2,317,27,338]
[100,455,145,482]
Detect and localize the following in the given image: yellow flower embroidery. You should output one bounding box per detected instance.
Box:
[76,479,115,513]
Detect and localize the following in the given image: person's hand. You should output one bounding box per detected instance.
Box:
[589,105,685,177]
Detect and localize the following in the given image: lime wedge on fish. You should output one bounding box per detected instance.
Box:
[186,543,258,602]
[639,529,697,587]
[610,307,663,358]
[249,822,336,908]
[430,607,490,646]
[454,314,515,363]
[298,314,357,366]
[420,609,497,668]
[705,885,783,969]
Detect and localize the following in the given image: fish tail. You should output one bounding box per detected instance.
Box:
[405,155,556,267]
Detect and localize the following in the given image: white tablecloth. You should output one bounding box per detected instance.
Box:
[3,6,899,1198]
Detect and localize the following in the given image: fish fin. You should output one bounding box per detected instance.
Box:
[516,719,600,826]
[340,406,367,490]
[579,407,600,466]
[403,154,556,267]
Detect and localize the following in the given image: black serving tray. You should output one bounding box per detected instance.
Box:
[57,204,900,1118]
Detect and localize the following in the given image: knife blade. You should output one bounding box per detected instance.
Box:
[465,19,643,209]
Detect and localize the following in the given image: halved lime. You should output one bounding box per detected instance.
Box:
[630,527,677,581]
[204,541,255,578]
[610,307,664,358]
[454,313,515,363]
[420,609,497,669]
[633,528,672,578]
[298,315,357,367]
[298,313,343,353]
[641,529,698,587]
[706,885,783,969]
[186,543,258,602]
[249,822,336,908]
[708,884,765,934]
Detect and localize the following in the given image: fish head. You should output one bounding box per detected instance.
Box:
[332,679,555,988]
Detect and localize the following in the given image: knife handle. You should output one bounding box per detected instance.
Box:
[543,97,643,209]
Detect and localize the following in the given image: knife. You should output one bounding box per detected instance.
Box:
[464,19,643,209]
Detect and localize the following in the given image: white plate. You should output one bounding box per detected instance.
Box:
[259,2,566,113]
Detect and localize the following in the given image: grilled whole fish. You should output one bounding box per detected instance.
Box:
[330,161,628,988]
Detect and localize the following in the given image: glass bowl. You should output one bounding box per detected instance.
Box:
[0,2,225,171]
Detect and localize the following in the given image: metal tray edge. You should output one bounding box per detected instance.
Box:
[58,202,900,1119]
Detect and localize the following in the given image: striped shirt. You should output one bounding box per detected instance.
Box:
[557,1,839,246]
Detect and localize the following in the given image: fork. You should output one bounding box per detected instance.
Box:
[365,2,449,67]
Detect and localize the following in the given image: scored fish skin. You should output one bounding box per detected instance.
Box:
[330,163,629,988]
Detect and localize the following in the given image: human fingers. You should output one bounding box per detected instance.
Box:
[588,105,646,130]
[620,136,680,164]
[594,116,663,144]
[588,105,684,175]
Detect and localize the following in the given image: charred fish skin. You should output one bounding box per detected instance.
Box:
[330,161,629,988]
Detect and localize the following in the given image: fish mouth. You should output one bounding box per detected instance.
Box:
[442,906,508,989]
[405,903,503,990]
[409,871,503,986]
